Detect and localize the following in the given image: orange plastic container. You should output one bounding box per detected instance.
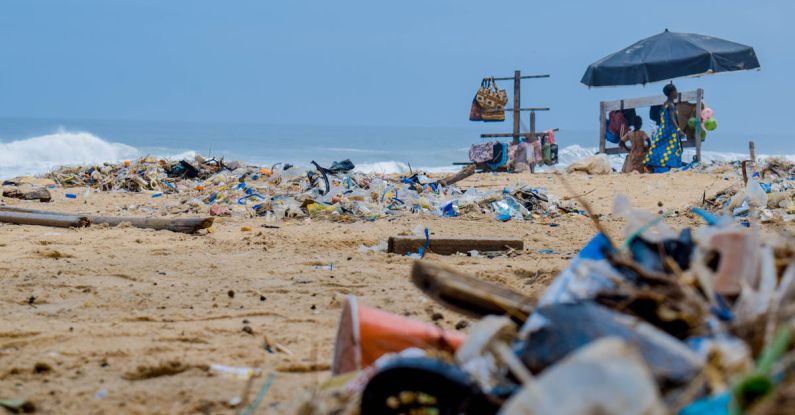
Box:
[331,296,466,375]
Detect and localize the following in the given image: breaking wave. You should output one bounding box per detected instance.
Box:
[0,130,140,179]
[2,130,793,179]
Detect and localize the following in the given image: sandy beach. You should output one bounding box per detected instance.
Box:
[1,169,787,414]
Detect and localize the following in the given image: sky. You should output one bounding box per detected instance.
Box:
[0,0,793,138]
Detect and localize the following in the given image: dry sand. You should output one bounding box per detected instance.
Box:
[0,170,790,414]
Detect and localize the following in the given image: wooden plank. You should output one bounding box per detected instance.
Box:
[695,88,704,162]
[512,70,521,143]
[388,236,523,256]
[602,90,698,112]
[492,74,550,81]
[606,138,697,155]
[411,261,534,322]
[599,101,607,154]
[483,107,550,112]
[480,128,559,139]
[0,211,89,228]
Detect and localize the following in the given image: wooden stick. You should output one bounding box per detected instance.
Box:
[389,236,522,256]
[0,211,89,228]
[411,261,534,322]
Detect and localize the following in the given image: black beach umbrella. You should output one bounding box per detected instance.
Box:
[581,29,760,87]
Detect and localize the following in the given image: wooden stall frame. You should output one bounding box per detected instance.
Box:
[481,70,552,144]
[598,88,704,161]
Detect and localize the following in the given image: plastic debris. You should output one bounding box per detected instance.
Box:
[565,154,613,175]
[501,338,667,415]
[30,156,582,223]
[209,364,262,381]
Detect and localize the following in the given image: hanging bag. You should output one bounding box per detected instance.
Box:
[469,97,483,121]
[479,77,508,122]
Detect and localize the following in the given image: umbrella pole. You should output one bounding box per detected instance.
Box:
[694,89,704,162]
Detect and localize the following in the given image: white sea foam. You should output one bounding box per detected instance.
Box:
[0,130,140,179]
[353,161,458,175]
[2,130,793,180]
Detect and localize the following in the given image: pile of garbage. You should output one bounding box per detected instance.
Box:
[701,157,795,224]
[39,155,581,222]
[299,197,795,415]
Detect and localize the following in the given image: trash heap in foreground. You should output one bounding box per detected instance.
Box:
[300,198,795,415]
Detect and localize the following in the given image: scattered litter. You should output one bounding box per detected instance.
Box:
[209,364,262,381]
[0,399,35,414]
[357,240,388,253]
[29,156,582,223]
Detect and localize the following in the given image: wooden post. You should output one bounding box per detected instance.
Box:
[513,70,521,144]
[749,141,756,163]
[598,101,607,154]
[694,88,704,162]
[529,110,536,143]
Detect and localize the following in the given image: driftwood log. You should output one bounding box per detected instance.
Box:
[388,235,523,256]
[435,164,476,187]
[0,211,89,228]
[0,206,213,234]
[411,261,534,322]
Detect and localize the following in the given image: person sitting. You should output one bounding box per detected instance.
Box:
[620,115,649,174]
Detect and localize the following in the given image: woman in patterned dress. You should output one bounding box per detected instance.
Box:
[644,83,684,173]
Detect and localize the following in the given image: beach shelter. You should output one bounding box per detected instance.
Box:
[582,30,760,160]
[581,29,760,87]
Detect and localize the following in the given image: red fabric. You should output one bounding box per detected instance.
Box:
[608,111,628,137]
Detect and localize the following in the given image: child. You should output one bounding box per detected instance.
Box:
[621,115,650,174]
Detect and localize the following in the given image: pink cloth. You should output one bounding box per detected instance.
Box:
[532,141,543,163]
[545,129,556,144]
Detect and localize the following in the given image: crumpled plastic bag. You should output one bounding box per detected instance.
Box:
[565,154,612,175]
[500,338,667,415]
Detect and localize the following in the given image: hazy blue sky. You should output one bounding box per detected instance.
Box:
[1,0,792,136]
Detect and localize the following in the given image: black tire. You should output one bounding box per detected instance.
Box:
[360,357,499,415]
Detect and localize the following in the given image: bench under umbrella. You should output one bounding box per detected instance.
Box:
[581,29,760,87]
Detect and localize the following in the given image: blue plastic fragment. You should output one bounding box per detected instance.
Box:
[578,233,614,260]
[162,180,176,191]
[678,392,730,415]
[711,294,735,321]
[690,207,720,226]
[237,193,265,205]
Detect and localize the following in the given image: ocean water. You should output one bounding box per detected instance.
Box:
[0,117,792,179]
